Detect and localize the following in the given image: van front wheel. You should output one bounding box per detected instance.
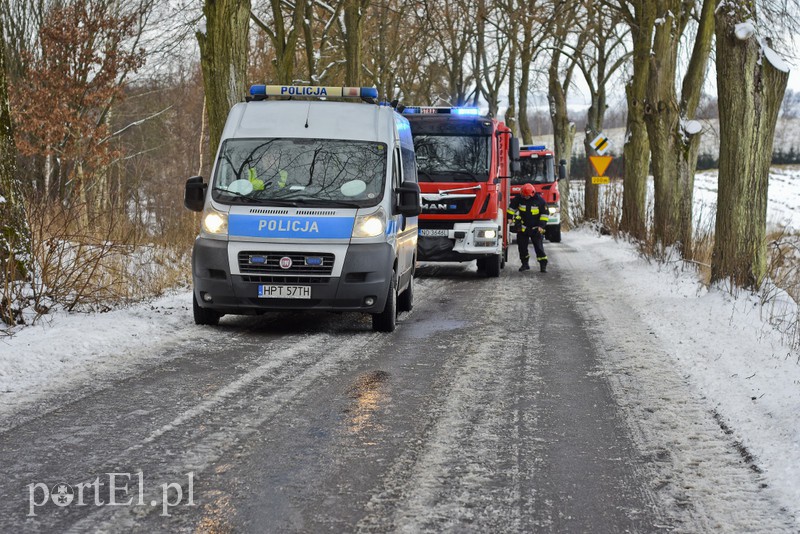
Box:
[372,274,397,332]
[193,292,221,326]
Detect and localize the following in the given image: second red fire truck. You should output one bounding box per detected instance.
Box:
[509,144,566,243]
[402,106,520,277]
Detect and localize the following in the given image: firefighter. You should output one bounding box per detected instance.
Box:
[508,183,549,272]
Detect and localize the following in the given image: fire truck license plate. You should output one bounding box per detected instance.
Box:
[258,285,311,299]
[419,229,449,237]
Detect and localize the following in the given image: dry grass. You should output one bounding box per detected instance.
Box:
[1,196,194,326]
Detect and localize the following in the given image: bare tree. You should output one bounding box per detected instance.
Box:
[251,0,308,84]
[0,12,31,324]
[576,0,629,221]
[197,0,251,153]
[711,1,790,288]
[423,0,477,105]
[473,0,510,117]
[643,0,714,256]
[615,0,654,240]
[547,0,584,229]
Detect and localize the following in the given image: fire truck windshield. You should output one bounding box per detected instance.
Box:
[412,135,490,182]
[513,155,555,185]
[211,138,387,207]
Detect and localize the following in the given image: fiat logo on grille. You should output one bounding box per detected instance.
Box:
[279,256,293,269]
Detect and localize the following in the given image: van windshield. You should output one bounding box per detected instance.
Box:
[513,156,555,185]
[212,138,387,207]
[412,135,490,182]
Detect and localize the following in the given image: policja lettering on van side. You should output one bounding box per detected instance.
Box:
[257,219,320,233]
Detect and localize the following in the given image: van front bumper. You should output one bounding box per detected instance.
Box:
[192,238,394,314]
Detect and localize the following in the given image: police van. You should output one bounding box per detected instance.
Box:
[184,85,421,332]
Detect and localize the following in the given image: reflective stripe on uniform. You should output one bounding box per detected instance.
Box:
[507,208,516,216]
[540,215,549,222]
[531,207,539,215]
[519,205,528,212]
[537,256,547,261]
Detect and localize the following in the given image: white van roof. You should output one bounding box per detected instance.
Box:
[221,100,397,143]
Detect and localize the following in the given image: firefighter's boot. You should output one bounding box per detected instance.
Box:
[519,259,530,272]
[539,259,548,273]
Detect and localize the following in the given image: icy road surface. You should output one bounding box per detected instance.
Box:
[0,245,796,532]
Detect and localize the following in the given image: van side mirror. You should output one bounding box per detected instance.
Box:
[558,159,567,181]
[510,137,521,174]
[184,176,206,212]
[396,181,421,216]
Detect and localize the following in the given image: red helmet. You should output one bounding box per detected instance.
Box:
[521,183,535,197]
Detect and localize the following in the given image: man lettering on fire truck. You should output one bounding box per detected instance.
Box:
[508,183,549,272]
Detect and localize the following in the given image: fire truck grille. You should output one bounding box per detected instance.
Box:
[421,196,475,215]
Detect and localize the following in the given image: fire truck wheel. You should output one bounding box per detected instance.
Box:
[475,258,486,272]
[546,226,562,243]
[485,254,501,278]
[372,273,397,332]
[193,292,221,326]
[398,272,414,312]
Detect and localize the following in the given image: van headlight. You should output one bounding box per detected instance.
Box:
[352,208,386,238]
[202,208,228,235]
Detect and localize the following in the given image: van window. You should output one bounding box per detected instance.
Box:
[212,138,387,207]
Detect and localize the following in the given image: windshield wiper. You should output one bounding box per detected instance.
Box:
[212,187,261,203]
[289,197,361,208]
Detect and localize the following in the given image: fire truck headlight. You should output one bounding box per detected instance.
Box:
[202,209,228,235]
[475,229,497,240]
[353,208,386,238]
[548,206,560,215]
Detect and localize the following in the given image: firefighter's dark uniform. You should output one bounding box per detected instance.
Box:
[508,192,549,272]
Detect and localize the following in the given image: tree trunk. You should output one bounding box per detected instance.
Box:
[343,0,369,86]
[711,3,789,289]
[644,6,681,249]
[517,30,533,144]
[0,12,32,312]
[620,2,653,240]
[504,39,517,137]
[583,86,606,222]
[197,0,251,154]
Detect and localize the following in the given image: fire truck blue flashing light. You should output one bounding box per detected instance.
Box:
[249,85,378,99]
[402,106,480,116]
[521,145,547,151]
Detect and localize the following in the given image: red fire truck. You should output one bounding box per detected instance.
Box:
[402,106,520,277]
[509,145,567,243]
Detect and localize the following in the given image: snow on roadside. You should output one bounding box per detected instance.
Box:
[0,290,196,419]
[563,228,800,527]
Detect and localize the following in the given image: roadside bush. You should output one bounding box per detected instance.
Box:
[1,193,193,328]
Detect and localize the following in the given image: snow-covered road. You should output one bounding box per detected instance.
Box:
[0,233,798,532]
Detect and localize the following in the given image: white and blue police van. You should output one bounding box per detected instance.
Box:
[184,85,421,332]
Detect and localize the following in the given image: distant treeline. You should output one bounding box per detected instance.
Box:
[570,147,800,178]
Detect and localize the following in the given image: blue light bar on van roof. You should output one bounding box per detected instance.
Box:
[249,85,379,100]
[402,106,481,116]
[521,145,548,151]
